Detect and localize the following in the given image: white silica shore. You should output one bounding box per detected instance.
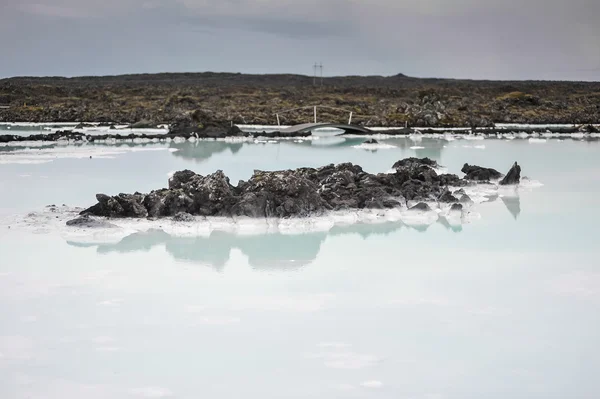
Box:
[0,205,477,245]
[1,130,597,150]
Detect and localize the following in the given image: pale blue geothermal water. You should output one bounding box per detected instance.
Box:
[1,135,599,399]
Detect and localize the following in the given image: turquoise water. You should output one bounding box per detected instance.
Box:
[1,137,600,398]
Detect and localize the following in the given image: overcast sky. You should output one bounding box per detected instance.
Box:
[1,0,599,80]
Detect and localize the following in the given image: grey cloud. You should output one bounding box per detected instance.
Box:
[232,17,353,39]
[170,0,357,38]
[18,3,91,18]
[174,14,354,39]
[1,0,599,80]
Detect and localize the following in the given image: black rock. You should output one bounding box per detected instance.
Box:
[363,139,379,144]
[409,202,431,212]
[392,157,439,170]
[78,159,526,219]
[81,193,146,218]
[461,164,503,181]
[169,170,198,190]
[173,212,196,222]
[499,162,521,185]
[116,193,148,218]
[66,215,117,228]
[438,189,458,203]
[438,174,463,187]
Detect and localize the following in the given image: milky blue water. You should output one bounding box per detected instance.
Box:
[1,136,600,399]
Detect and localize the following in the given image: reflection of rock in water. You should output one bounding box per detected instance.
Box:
[169,141,244,163]
[0,144,57,153]
[237,233,324,271]
[328,222,402,239]
[69,229,324,272]
[501,195,521,220]
[437,216,463,233]
[385,138,410,150]
[65,214,479,271]
[404,224,431,233]
[485,193,499,202]
[471,188,522,220]
[285,137,365,149]
[384,138,446,160]
[413,138,446,160]
[65,221,419,271]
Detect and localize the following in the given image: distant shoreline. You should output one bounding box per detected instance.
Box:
[1,123,599,145]
[2,72,600,128]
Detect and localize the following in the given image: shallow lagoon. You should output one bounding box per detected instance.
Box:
[1,136,600,398]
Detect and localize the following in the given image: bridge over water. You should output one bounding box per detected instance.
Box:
[279,122,372,136]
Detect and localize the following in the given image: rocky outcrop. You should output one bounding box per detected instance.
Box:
[438,189,458,203]
[168,110,248,138]
[392,157,439,170]
[0,131,88,143]
[499,162,521,185]
[84,193,148,218]
[461,164,503,181]
[76,158,521,220]
[65,214,117,228]
[409,202,432,212]
[172,212,195,222]
[170,121,247,139]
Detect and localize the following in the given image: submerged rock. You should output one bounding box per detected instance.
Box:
[499,162,521,185]
[79,158,523,219]
[461,163,503,181]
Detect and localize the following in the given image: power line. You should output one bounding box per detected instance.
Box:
[313,62,324,86]
[319,62,323,86]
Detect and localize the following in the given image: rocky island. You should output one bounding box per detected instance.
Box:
[73,158,521,222]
